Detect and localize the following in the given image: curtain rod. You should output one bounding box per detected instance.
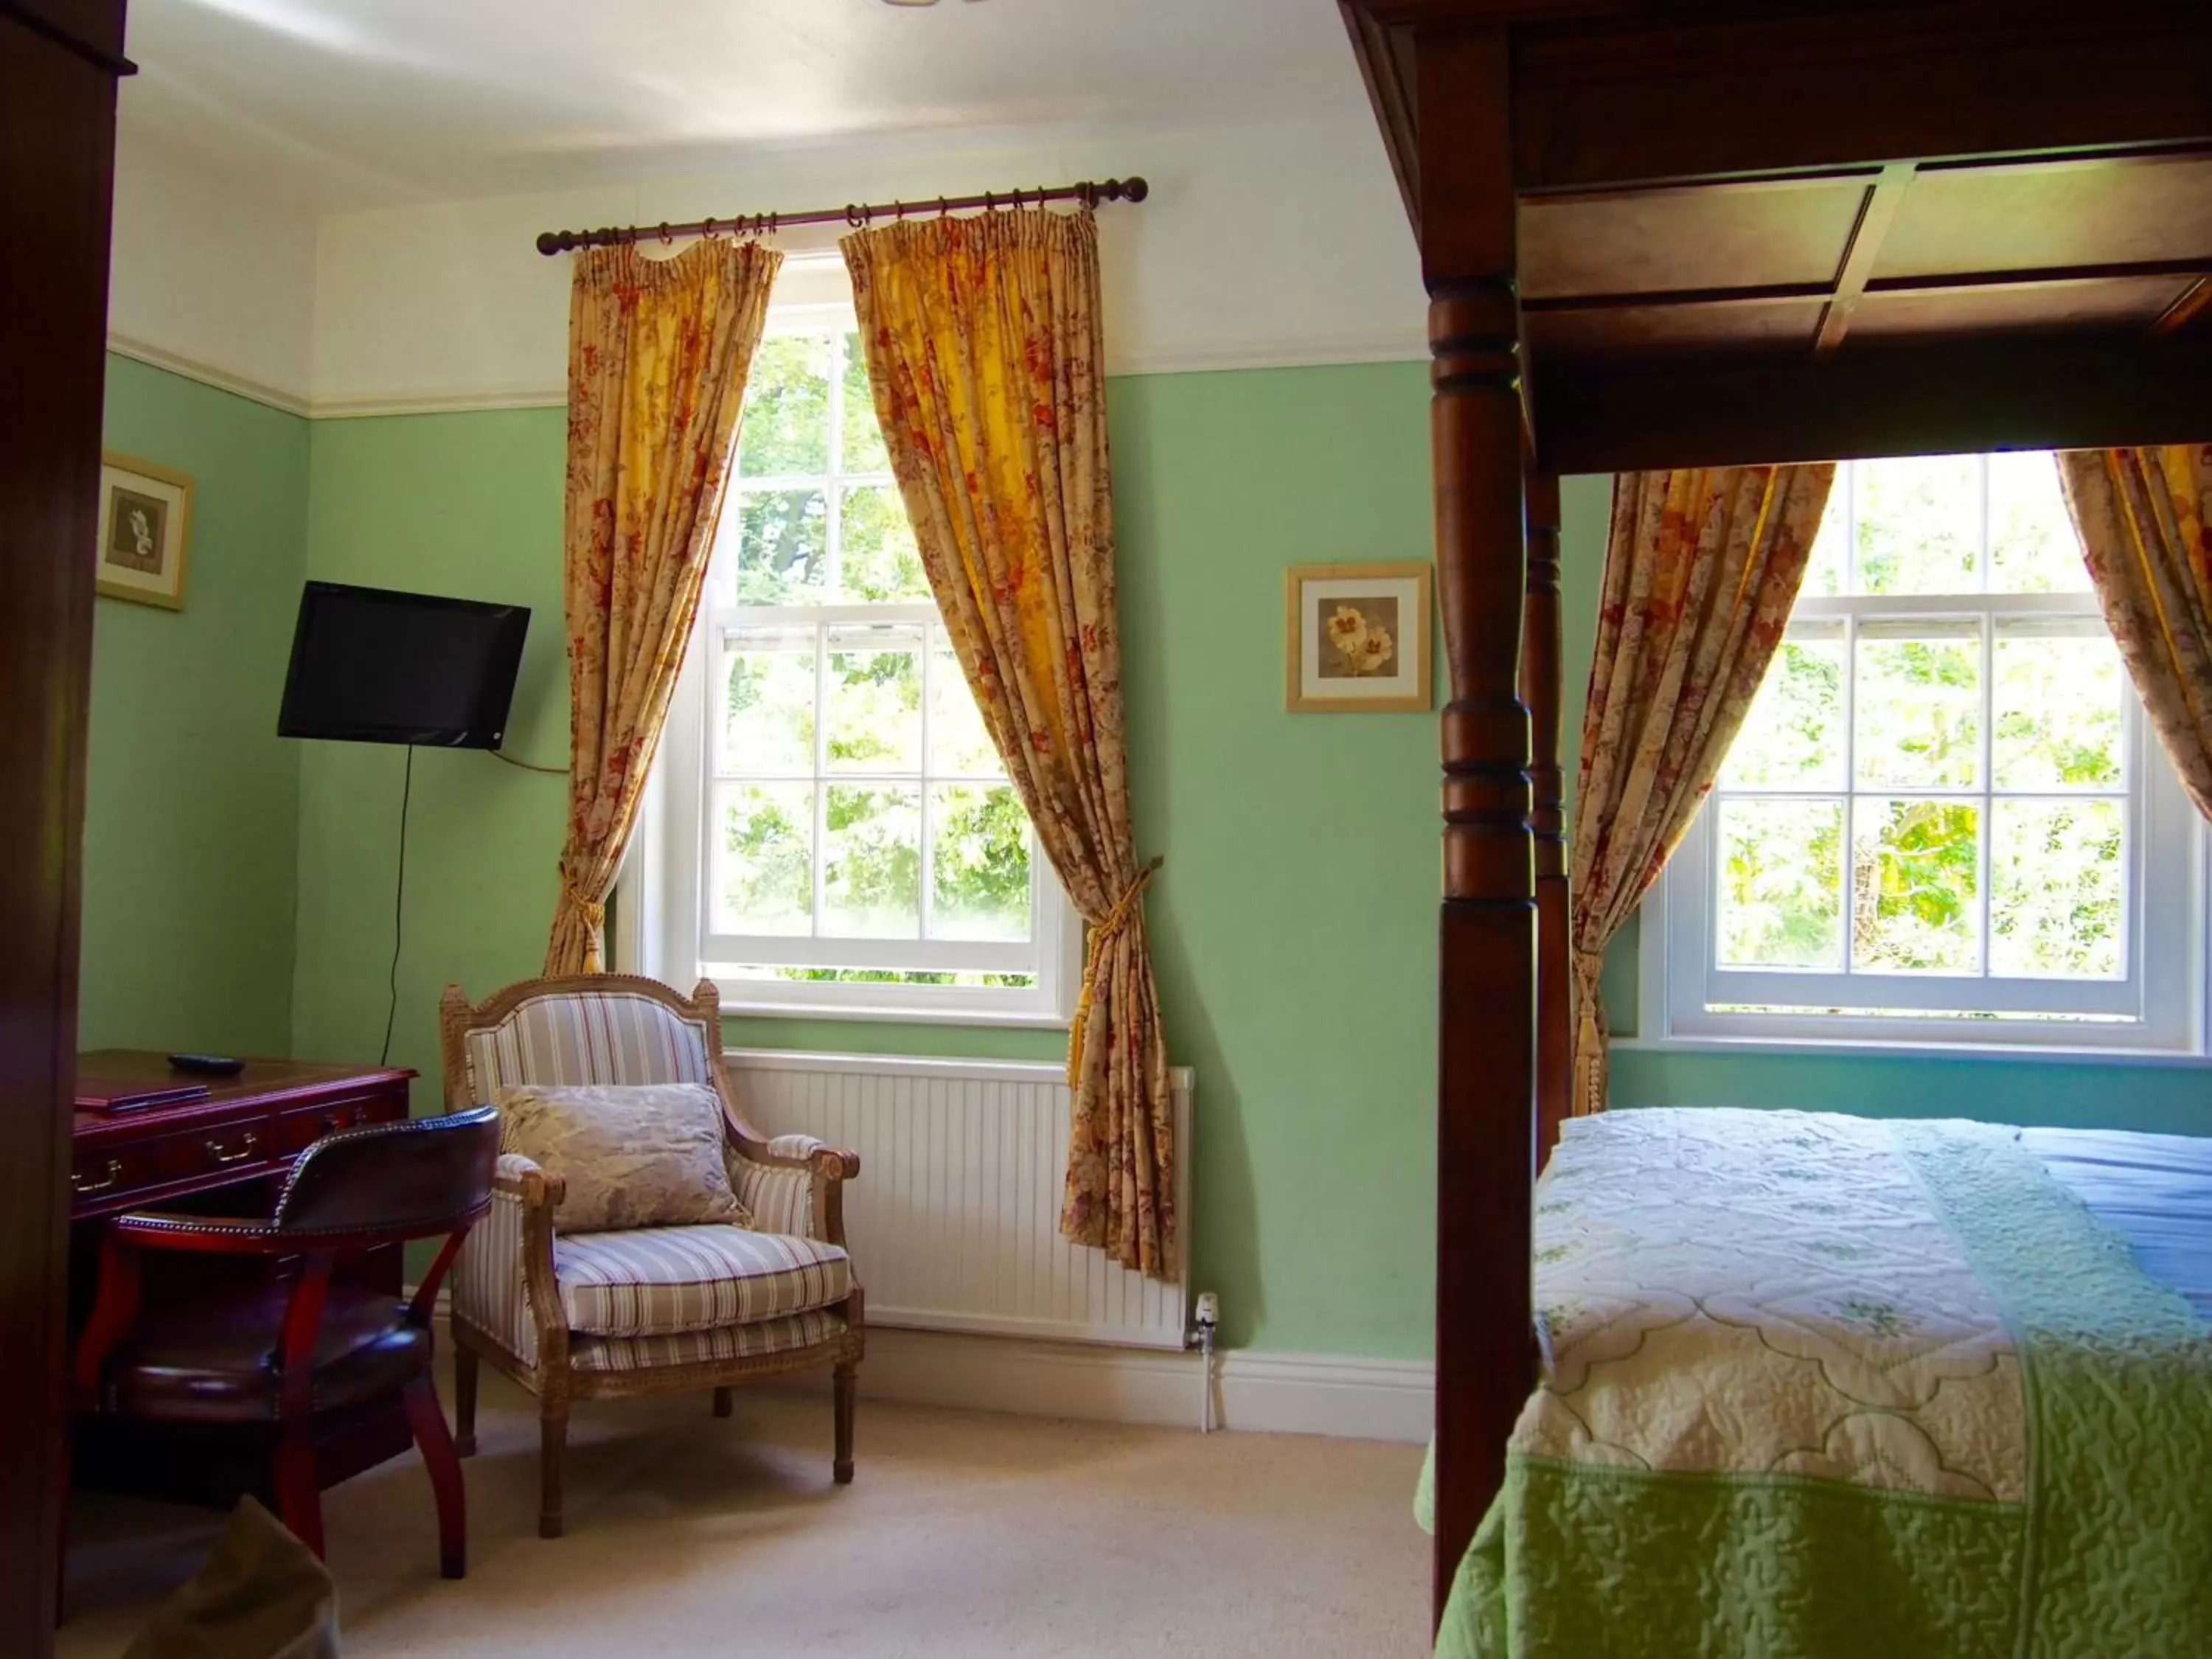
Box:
[535,175,1149,257]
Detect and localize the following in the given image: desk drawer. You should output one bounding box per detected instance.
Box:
[144,1118,279,1189]
[69,1143,157,1204]
[275,1092,408,1155]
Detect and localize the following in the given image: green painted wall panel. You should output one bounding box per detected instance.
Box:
[80,356,308,1055]
[291,363,1444,1356]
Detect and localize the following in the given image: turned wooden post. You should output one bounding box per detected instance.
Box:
[1523,473,1571,1167]
[1419,26,1537,1632]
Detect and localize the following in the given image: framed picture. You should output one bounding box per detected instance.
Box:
[1284,560,1433,712]
[96,453,194,611]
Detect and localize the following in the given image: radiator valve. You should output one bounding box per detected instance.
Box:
[1190,1292,1220,1433]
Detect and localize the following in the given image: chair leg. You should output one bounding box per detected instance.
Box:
[453,1344,480,1458]
[403,1375,468,1581]
[274,1427,326,1559]
[712,1386,733,1419]
[832,1363,857,1486]
[539,1399,570,1539]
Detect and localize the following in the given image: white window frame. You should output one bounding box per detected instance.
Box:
[619,284,1080,1028]
[1646,462,2206,1060]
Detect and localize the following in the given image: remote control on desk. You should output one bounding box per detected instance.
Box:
[167,1053,246,1077]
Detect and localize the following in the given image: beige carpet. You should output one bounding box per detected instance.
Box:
[60,1362,1430,1658]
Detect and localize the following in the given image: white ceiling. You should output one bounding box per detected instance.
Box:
[119,0,1369,212]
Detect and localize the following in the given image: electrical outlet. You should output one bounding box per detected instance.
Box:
[1195,1290,1220,1326]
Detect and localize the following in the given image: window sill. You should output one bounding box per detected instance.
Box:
[714,990,1072,1032]
[1613,1034,2211,1070]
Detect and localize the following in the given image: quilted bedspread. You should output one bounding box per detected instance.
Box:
[1425,1107,2212,1658]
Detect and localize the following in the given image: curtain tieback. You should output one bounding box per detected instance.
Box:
[559,868,607,931]
[1066,856,1162,1085]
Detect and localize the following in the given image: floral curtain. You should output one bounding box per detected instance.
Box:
[841,208,1174,1280]
[1569,465,1837,1113]
[546,239,781,974]
[2056,446,2212,823]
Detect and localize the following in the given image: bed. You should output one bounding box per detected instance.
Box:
[1332,0,2212,1649]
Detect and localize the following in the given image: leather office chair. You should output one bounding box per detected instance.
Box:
[72,1107,500,1579]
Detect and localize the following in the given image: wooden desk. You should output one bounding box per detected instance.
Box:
[72,1054,414,1223]
[69,1054,417,1508]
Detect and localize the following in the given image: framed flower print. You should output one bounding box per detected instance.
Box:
[1284,561,1433,712]
[96,453,194,611]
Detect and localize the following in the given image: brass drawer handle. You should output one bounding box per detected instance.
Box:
[73,1158,124,1195]
[321,1108,360,1133]
[206,1132,260,1166]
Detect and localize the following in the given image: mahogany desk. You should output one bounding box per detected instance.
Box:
[69,1054,417,1505]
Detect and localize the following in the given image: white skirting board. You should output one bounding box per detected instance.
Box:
[770,1327,1436,1444]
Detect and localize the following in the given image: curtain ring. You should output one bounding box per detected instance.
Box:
[894,199,905,221]
[984,190,995,213]
[700,216,717,241]
[937,195,949,218]
[658,221,672,245]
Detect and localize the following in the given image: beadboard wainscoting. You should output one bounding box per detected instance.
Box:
[725,1049,1197,1349]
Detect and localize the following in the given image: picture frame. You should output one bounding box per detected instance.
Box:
[1284,560,1433,712]
[95,452,194,611]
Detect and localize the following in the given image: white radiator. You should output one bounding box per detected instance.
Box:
[725,1050,1194,1349]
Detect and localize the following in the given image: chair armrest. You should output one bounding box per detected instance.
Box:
[728,1136,858,1245]
[737,1134,860,1183]
[493,1150,567,1208]
[453,1152,566,1371]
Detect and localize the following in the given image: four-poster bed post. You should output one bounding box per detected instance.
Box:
[1344,0,2212,1629]
[1523,473,1571,1163]
[1417,29,1538,1624]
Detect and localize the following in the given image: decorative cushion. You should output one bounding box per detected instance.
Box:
[495,1082,749,1233]
[553,1225,851,1338]
[568,1307,849,1374]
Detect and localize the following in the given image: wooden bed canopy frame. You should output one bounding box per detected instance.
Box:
[1334,0,2212,1624]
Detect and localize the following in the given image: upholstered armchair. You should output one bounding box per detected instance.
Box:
[437,974,863,1538]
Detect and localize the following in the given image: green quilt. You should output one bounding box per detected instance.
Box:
[1423,1108,2212,1658]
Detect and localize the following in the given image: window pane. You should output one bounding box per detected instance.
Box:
[842,332,890,475]
[732,488,830,604]
[840,484,928,602]
[825,625,922,772]
[1851,797,1981,973]
[1854,456,1980,595]
[1717,798,1843,968]
[1803,490,1847,598]
[823,785,922,937]
[739,333,832,478]
[1988,451,2087,594]
[1991,798,2124,979]
[930,639,1004,776]
[714,782,815,936]
[930,783,1033,942]
[1722,627,1846,787]
[720,627,815,774]
[1855,627,1981,788]
[1992,630,2124,790]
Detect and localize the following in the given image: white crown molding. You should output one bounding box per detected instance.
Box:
[307,386,569,421]
[106,333,313,419]
[773,1326,1434,1443]
[116,340,1424,425]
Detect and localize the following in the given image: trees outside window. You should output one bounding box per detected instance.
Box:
[1655,452,2199,1053]
[635,308,1076,1026]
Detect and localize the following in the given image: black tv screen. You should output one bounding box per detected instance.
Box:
[278,581,529,749]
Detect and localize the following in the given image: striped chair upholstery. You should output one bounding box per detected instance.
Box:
[570,1309,849,1375]
[461,989,715,1100]
[552,1226,851,1338]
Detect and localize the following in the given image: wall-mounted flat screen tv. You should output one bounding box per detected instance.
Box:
[278,580,530,749]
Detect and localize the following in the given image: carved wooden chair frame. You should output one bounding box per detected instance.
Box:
[437,973,864,1538]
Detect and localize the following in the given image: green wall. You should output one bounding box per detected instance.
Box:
[80,355,308,1055]
[291,364,1447,1357]
[97,347,2201,1368]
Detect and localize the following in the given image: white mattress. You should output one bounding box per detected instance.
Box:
[2020,1125,2212,1321]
